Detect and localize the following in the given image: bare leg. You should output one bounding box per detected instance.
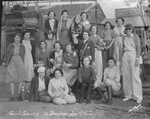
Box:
[10,82,15,101]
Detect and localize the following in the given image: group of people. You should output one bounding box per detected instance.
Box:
[3,9,143,105]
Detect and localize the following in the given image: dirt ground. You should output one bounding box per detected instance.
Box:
[0,66,150,119]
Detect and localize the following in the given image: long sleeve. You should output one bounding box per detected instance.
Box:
[134,34,141,58]
[70,55,79,69]
[91,66,96,80]
[103,68,107,82]
[29,77,35,101]
[78,67,82,82]
[48,80,54,97]
[115,67,120,83]
[90,41,95,62]
[63,79,69,95]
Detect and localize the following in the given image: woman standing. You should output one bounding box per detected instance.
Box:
[113,17,125,68]
[101,22,114,70]
[48,68,76,105]
[122,24,143,104]
[57,10,72,49]
[62,43,79,87]
[22,31,34,93]
[80,12,91,31]
[89,25,103,87]
[44,10,58,40]
[5,33,26,101]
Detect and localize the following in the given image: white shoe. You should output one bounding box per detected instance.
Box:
[123,98,130,101]
[136,99,142,104]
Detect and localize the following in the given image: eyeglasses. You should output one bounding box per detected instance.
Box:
[125,28,132,31]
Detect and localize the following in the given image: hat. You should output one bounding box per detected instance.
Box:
[37,66,46,73]
[125,24,133,29]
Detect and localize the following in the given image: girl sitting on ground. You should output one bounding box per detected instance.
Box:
[96,57,121,105]
[48,68,76,105]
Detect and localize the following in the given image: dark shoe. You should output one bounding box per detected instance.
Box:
[106,99,113,105]
[17,96,21,101]
[95,87,103,100]
[79,97,84,103]
[86,98,91,103]
[10,97,15,102]
[106,85,113,105]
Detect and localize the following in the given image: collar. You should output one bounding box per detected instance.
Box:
[83,20,90,25]
[125,33,134,38]
[39,76,45,81]
[49,19,55,22]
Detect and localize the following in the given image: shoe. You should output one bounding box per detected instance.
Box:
[137,99,142,104]
[86,99,91,104]
[123,98,130,101]
[10,97,15,102]
[17,96,21,101]
[79,97,84,103]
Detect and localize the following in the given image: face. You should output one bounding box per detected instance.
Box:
[105,23,111,29]
[117,19,123,26]
[75,16,80,24]
[48,12,55,19]
[47,34,53,40]
[40,41,46,49]
[66,45,72,53]
[38,72,45,79]
[83,32,89,40]
[83,57,90,66]
[91,26,97,34]
[55,70,62,79]
[62,12,68,20]
[14,35,21,44]
[108,59,115,68]
[55,43,61,50]
[81,13,87,21]
[24,32,30,40]
[125,28,133,36]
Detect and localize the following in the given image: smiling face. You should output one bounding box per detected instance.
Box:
[125,28,133,36]
[55,70,62,79]
[117,19,123,26]
[40,41,46,49]
[48,11,55,19]
[38,71,45,79]
[75,16,81,24]
[55,43,61,51]
[81,13,87,21]
[105,23,111,30]
[91,25,97,34]
[83,32,89,40]
[14,35,21,44]
[108,59,115,68]
[83,57,90,66]
[62,12,68,21]
[66,44,72,53]
[24,32,30,40]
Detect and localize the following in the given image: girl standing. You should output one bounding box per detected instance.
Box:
[122,24,143,104]
[22,31,34,93]
[78,56,96,103]
[80,12,91,31]
[89,25,103,87]
[5,33,26,101]
[113,17,125,68]
[57,10,72,50]
[35,40,50,76]
[101,22,114,70]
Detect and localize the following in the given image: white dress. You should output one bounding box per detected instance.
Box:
[22,40,34,82]
[90,35,103,87]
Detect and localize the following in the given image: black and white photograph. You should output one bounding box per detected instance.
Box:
[0,0,150,119]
